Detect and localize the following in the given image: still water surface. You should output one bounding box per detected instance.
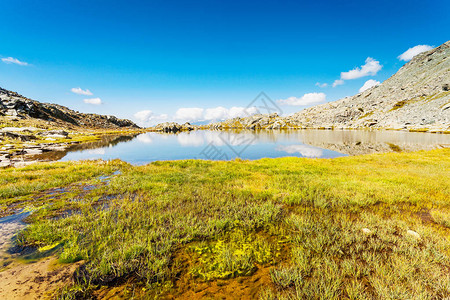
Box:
[49,130,450,165]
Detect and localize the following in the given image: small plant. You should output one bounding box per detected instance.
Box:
[189,230,279,280]
[270,266,302,289]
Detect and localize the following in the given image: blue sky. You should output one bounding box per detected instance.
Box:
[1,0,449,125]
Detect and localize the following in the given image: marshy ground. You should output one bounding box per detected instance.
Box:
[0,149,449,299]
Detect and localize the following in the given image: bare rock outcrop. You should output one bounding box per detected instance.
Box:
[152,122,197,133]
[205,41,450,132]
[0,88,139,129]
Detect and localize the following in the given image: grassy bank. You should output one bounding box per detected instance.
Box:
[1,149,449,299]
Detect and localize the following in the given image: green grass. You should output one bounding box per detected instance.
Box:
[1,149,449,298]
[0,160,127,217]
[188,229,284,280]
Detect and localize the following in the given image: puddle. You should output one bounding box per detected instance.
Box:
[0,211,31,250]
[1,171,122,250]
[81,170,121,192]
[49,188,68,194]
[94,195,118,211]
[0,210,32,267]
[44,187,70,200]
[98,170,121,183]
[82,185,96,191]
[50,209,79,221]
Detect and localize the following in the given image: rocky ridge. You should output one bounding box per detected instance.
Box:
[206,41,450,132]
[0,88,139,129]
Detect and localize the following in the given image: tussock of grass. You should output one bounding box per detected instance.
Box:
[1,148,449,298]
[430,209,450,228]
[267,212,450,299]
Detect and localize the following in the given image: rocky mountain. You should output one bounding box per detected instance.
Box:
[207,41,450,132]
[0,88,139,129]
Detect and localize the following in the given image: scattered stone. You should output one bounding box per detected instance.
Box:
[38,130,69,137]
[0,127,40,132]
[406,230,421,239]
[44,146,67,151]
[361,228,372,234]
[0,154,11,160]
[443,84,449,91]
[0,161,11,168]
[24,149,43,155]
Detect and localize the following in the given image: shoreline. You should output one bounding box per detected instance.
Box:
[0,128,145,168]
[1,126,449,168]
[149,121,450,134]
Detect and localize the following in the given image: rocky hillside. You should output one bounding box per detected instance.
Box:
[0,88,139,129]
[208,41,450,132]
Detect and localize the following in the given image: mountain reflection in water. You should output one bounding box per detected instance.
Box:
[33,130,449,165]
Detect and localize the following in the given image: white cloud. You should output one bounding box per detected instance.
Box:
[177,132,205,147]
[332,79,344,87]
[204,106,229,120]
[134,110,154,122]
[398,44,434,61]
[136,134,153,144]
[277,93,326,106]
[87,148,106,155]
[315,82,328,88]
[83,98,102,105]
[175,107,204,122]
[134,105,261,126]
[359,79,380,92]
[204,131,226,146]
[1,57,29,66]
[276,144,323,158]
[340,57,382,80]
[71,87,93,96]
[228,106,258,118]
[157,114,169,121]
[174,106,260,122]
[133,110,168,126]
[203,106,259,121]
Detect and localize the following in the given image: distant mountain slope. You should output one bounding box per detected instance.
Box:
[0,88,139,129]
[208,41,450,132]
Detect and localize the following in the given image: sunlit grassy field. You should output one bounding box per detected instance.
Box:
[1,149,449,299]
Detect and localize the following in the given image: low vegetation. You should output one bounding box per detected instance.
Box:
[0,149,449,299]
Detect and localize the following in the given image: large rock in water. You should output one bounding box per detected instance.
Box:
[0,88,140,129]
[153,122,195,132]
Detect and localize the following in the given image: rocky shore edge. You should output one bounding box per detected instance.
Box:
[0,127,82,167]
